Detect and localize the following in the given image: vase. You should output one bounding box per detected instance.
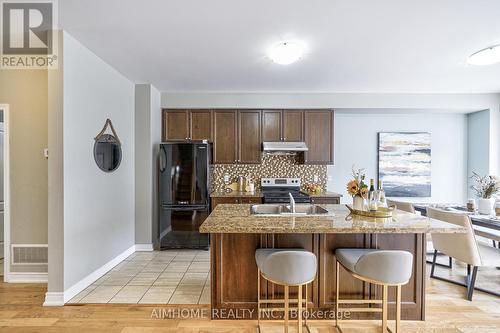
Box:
[477,198,495,215]
[353,195,364,210]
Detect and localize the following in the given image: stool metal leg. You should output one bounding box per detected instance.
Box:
[257,269,261,330]
[396,285,401,333]
[335,260,340,328]
[304,284,308,326]
[284,285,289,333]
[382,285,388,333]
[298,285,303,333]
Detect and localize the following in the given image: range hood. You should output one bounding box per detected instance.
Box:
[262,141,309,154]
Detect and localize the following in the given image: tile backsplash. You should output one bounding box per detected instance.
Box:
[211,155,327,192]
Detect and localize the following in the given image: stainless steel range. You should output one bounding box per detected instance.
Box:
[261,178,311,204]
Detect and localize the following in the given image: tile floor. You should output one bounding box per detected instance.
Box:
[69,250,210,304]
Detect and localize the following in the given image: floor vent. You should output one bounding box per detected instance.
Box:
[11,244,48,265]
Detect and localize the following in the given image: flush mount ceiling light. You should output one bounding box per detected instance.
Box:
[269,41,304,65]
[467,44,500,66]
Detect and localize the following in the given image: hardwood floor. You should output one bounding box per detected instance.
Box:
[0,265,499,332]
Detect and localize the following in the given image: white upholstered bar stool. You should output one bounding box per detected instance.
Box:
[335,249,413,333]
[255,249,317,333]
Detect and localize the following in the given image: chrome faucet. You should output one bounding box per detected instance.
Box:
[288,192,296,213]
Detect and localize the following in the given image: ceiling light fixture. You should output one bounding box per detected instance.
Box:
[269,41,304,65]
[467,44,500,66]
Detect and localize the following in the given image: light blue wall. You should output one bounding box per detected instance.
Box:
[328,112,468,204]
[467,110,490,198]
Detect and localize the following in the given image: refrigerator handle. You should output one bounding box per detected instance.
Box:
[159,147,166,172]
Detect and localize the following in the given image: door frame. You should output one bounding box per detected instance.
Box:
[0,104,10,281]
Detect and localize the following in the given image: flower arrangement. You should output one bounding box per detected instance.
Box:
[347,166,369,198]
[470,172,500,199]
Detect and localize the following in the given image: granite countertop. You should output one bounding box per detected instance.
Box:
[199,204,465,234]
[307,191,343,198]
[210,191,263,198]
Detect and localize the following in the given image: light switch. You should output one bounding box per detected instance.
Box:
[313,175,319,182]
[43,148,49,159]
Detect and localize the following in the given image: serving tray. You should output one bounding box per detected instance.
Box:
[346,204,395,218]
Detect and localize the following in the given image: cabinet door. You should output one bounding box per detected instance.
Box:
[211,197,239,211]
[262,110,282,141]
[304,110,334,164]
[282,110,304,141]
[190,110,212,141]
[239,197,262,204]
[238,110,262,164]
[213,110,238,163]
[163,110,189,140]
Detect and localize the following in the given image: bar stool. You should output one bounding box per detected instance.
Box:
[255,248,317,333]
[335,249,413,333]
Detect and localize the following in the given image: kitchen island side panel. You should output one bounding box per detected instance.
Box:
[210,233,425,320]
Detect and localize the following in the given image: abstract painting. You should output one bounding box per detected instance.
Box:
[378,132,431,197]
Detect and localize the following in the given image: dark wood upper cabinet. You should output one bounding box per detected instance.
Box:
[304,110,334,164]
[213,110,238,164]
[283,110,304,141]
[163,110,189,140]
[163,108,334,165]
[262,110,282,142]
[238,110,261,164]
[190,110,212,141]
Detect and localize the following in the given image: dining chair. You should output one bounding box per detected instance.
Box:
[427,207,500,300]
[386,200,452,268]
[386,199,415,213]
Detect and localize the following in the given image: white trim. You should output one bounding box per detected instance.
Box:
[61,244,135,303]
[43,292,64,306]
[135,243,153,251]
[1,105,9,282]
[6,272,48,283]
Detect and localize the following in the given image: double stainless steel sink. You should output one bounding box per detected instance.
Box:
[250,204,331,216]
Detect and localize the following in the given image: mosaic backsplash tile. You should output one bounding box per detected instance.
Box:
[211,155,327,192]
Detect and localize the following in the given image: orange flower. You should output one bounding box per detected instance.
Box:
[347,180,359,196]
[360,187,368,198]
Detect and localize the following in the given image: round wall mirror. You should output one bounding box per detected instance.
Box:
[94,134,122,172]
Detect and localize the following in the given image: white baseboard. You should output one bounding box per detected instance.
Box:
[43,292,64,306]
[135,243,153,251]
[6,272,48,283]
[61,244,135,304]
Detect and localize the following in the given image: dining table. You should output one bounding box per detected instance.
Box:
[414,204,500,246]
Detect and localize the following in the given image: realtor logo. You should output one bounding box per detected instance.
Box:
[1,0,58,69]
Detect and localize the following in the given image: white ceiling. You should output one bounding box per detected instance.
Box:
[59,0,500,93]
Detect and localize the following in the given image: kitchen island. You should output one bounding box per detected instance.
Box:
[199,204,464,321]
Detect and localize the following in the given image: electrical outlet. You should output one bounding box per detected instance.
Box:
[224,174,230,184]
[313,175,319,182]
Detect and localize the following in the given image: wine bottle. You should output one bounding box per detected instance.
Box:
[377,180,386,207]
[368,178,378,211]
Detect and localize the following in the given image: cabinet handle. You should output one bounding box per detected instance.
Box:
[284,137,287,141]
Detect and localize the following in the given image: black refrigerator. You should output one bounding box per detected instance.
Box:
[158,142,211,250]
